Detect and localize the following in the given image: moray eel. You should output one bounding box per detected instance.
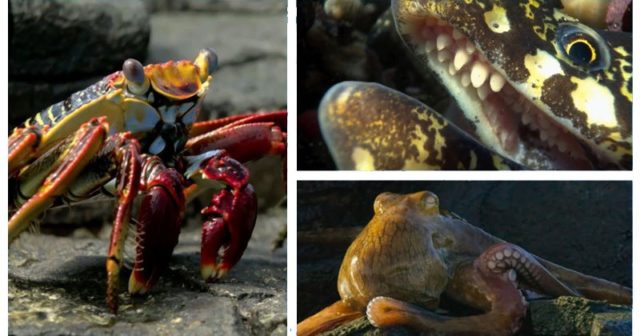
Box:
[320,0,632,169]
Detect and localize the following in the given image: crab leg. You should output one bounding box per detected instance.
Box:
[8,125,48,176]
[56,134,184,313]
[104,134,143,313]
[186,121,286,161]
[102,151,185,313]
[9,118,107,242]
[126,156,185,298]
[188,110,287,138]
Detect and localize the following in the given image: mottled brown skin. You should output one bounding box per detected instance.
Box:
[297,191,631,335]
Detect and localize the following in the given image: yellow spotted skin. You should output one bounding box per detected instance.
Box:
[319,82,521,170]
[392,0,632,169]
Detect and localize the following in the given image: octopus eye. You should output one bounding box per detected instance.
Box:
[423,196,437,209]
[556,23,610,72]
[418,192,439,214]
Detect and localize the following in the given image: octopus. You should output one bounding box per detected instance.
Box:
[297,191,631,335]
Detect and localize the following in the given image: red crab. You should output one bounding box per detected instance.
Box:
[8,48,287,313]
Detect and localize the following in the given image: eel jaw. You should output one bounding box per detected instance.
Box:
[398,15,597,169]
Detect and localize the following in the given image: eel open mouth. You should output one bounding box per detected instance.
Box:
[402,16,595,169]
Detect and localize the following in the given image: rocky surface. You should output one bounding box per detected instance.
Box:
[142,0,285,13]
[9,0,150,79]
[527,296,631,336]
[297,181,632,334]
[9,207,287,336]
[147,12,287,118]
[321,297,631,336]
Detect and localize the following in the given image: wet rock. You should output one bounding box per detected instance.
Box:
[9,208,286,335]
[9,0,149,79]
[142,0,285,13]
[528,296,631,336]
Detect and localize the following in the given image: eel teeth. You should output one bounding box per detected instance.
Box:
[470,62,489,88]
[411,16,589,162]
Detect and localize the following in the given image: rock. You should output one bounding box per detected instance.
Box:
[322,297,632,336]
[9,0,150,79]
[591,312,632,336]
[322,317,418,336]
[147,12,287,116]
[528,296,631,336]
[142,0,285,13]
[9,207,286,335]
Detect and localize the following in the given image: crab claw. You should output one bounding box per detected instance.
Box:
[128,161,185,295]
[201,186,257,281]
[198,151,258,281]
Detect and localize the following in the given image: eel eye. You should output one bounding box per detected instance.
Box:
[123,58,150,95]
[565,38,596,64]
[556,23,610,72]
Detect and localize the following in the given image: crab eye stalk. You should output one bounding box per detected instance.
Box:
[123,58,150,95]
[194,48,218,82]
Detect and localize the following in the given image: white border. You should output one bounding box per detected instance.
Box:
[1,1,637,335]
[286,0,298,334]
